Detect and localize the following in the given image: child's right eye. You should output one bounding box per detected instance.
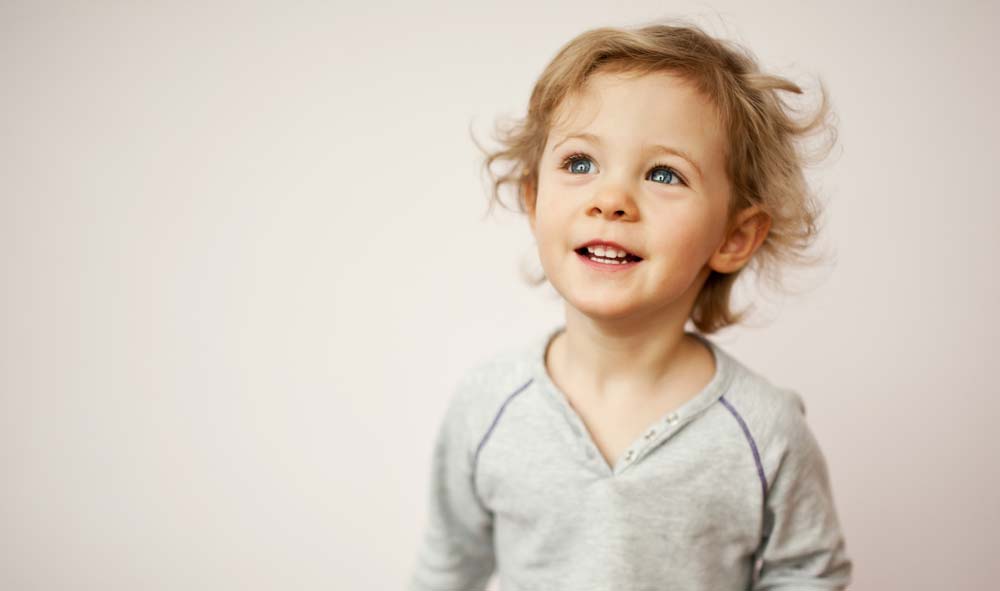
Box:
[560,152,596,175]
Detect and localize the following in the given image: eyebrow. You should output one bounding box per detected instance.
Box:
[552,132,703,180]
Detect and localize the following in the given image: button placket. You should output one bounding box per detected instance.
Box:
[626,412,683,470]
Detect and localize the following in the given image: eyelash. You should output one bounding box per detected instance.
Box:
[558,151,688,186]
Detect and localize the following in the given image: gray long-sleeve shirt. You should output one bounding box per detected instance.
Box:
[408,323,852,591]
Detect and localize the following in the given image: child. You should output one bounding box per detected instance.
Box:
[409,18,852,591]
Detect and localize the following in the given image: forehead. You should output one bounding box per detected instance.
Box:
[548,70,727,170]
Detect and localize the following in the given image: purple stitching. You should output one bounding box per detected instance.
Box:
[472,378,534,484]
[719,395,768,499]
[718,395,771,584]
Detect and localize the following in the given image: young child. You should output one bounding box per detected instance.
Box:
[409,19,852,591]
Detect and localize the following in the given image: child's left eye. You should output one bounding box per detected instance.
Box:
[558,152,687,186]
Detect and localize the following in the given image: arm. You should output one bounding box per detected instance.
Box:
[752,392,853,590]
[408,382,496,591]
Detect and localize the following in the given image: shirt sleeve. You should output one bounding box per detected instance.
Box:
[752,391,853,590]
[408,380,497,591]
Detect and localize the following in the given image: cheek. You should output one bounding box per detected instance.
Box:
[650,210,718,267]
[534,218,563,258]
[533,194,569,248]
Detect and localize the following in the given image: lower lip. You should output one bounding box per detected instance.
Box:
[576,251,642,272]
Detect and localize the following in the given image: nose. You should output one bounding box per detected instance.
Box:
[587,183,638,221]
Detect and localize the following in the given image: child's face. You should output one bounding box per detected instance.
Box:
[528,70,734,324]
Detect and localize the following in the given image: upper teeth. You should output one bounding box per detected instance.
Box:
[587,245,628,259]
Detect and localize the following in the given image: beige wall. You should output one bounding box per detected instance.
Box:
[2,1,997,589]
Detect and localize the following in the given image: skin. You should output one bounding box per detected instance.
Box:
[524,70,772,406]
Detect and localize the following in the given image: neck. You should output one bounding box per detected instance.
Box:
[552,303,701,403]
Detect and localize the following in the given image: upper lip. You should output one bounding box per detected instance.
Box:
[575,239,642,258]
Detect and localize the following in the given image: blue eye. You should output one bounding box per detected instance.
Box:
[649,165,684,186]
[561,153,597,175]
[558,152,686,186]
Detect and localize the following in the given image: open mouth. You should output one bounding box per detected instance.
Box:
[574,247,643,265]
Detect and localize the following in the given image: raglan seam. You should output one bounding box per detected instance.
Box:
[718,394,771,588]
[469,377,534,505]
[718,395,769,496]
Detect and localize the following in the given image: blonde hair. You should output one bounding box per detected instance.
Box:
[472,17,838,334]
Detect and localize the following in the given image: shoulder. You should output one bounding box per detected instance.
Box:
[713,347,810,451]
[711,347,832,482]
[441,336,540,448]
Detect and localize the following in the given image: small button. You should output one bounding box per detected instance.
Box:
[666,413,680,425]
[644,428,656,439]
[624,449,635,462]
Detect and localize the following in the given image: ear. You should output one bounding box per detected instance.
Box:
[523,177,537,234]
[708,204,772,274]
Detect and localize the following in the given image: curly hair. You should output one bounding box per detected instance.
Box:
[471,17,839,334]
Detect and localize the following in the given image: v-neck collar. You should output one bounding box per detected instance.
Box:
[528,322,737,476]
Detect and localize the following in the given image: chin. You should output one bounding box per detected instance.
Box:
[564,293,640,322]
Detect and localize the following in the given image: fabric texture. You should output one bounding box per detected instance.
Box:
[408,323,853,591]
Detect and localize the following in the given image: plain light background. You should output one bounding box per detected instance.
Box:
[2,1,998,589]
